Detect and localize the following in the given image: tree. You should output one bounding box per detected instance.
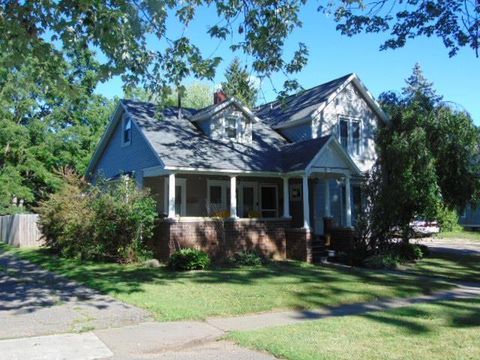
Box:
[0,52,112,215]
[369,69,480,243]
[332,0,480,57]
[402,63,442,105]
[125,82,213,109]
[221,58,258,107]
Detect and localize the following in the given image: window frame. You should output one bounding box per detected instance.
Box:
[121,114,132,147]
[337,116,362,157]
[224,115,239,141]
[207,179,230,215]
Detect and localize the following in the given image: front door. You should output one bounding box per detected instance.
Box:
[260,185,278,218]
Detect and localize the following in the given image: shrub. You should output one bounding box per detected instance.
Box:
[437,206,462,232]
[168,249,211,271]
[392,243,424,261]
[37,172,158,263]
[364,254,400,269]
[229,251,265,267]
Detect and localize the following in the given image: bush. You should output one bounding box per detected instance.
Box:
[37,172,158,263]
[168,249,211,271]
[392,243,424,261]
[228,251,265,267]
[437,206,462,232]
[364,254,400,269]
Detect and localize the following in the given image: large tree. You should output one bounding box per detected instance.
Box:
[1,0,476,103]
[0,52,112,215]
[368,65,480,242]
[221,58,258,107]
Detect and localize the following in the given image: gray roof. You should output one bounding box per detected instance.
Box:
[254,74,352,127]
[121,100,332,173]
[281,136,331,172]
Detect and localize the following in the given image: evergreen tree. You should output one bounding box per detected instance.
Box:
[221,58,258,107]
[402,63,442,105]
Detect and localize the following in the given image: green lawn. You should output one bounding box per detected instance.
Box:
[228,297,480,360]
[435,230,480,241]
[407,251,480,282]
[0,243,450,321]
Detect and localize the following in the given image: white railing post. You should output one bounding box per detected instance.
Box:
[345,175,352,227]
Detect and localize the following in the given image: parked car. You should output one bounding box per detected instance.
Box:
[410,220,440,237]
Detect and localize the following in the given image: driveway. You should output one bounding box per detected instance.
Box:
[0,249,151,340]
[416,237,480,256]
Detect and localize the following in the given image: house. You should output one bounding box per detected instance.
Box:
[459,204,480,230]
[87,73,388,262]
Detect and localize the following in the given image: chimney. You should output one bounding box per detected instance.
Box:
[213,90,227,105]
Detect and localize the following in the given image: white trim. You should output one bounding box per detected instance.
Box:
[191,98,260,123]
[260,184,279,218]
[306,136,362,176]
[272,73,389,130]
[163,166,284,177]
[302,175,310,229]
[164,176,187,217]
[282,177,290,218]
[230,176,238,219]
[337,115,363,158]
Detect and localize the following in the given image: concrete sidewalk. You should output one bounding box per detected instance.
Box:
[1,282,478,359]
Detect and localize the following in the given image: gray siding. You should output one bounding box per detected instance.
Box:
[459,204,480,228]
[280,122,312,142]
[92,114,160,185]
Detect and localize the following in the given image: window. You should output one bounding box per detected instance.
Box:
[225,116,237,140]
[338,117,361,156]
[122,115,132,146]
[352,121,360,156]
[260,185,278,218]
[207,180,230,216]
[339,119,348,150]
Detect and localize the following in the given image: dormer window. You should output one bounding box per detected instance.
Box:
[225,116,237,140]
[122,115,132,146]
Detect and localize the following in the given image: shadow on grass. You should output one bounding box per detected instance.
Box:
[0,242,455,319]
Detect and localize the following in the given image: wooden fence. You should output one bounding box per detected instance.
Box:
[0,214,43,248]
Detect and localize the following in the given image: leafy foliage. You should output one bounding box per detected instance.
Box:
[125,82,214,109]
[221,58,259,107]
[359,64,479,253]
[168,248,211,271]
[364,254,400,269]
[36,172,158,263]
[332,0,480,57]
[228,251,265,267]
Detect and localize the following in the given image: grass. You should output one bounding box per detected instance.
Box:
[228,297,480,360]
[435,229,480,241]
[407,251,480,282]
[0,243,450,321]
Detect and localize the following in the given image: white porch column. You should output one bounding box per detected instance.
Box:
[168,173,176,219]
[302,174,310,229]
[345,175,352,227]
[282,177,290,218]
[230,176,238,219]
[324,178,331,217]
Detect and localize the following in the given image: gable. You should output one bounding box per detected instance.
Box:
[308,139,361,175]
[87,104,162,183]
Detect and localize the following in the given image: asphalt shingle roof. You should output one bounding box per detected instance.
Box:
[254,74,352,127]
[121,100,332,173]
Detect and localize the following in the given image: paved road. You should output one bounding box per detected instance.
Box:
[0,249,151,340]
[416,237,480,256]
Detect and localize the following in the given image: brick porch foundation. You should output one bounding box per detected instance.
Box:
[150,218,291,261]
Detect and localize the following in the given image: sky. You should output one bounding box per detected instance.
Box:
[95,3,480,123]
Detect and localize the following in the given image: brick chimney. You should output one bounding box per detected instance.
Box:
[213,90,227,105]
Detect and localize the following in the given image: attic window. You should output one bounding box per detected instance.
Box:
[225,116,237,140]
[122,115,132,146]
